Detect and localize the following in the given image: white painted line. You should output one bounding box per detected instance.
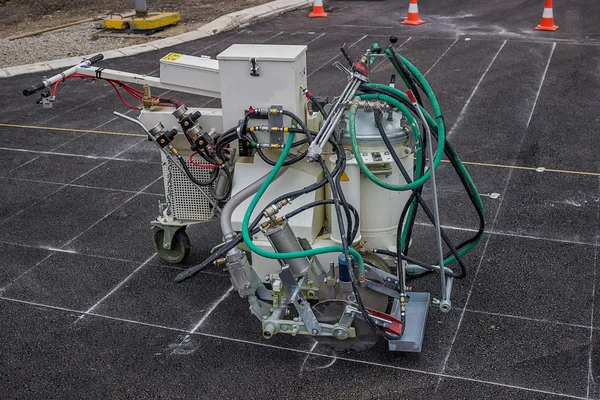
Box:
[189,286,234,334]
[170,285,234,355]
[526,42,556,129]
[0,296,189,333]
[299,341,338,374]
[306,32,326,45]
[465,309,590,330]
[308,34,368,77]
[10,108,137,173]
[299,341,319,375]
[0,146,145,163]
[424,38,458,76]
[413,221,596,247]
[437,163,511,385]
[0,176,162,198]
[447,40,506,138]
[370,36,412,74]
[0,239,225,278]
[62,176,162,247]
[1,137,147,227]
[586,191,599,399]
[0,252,56,293]
[75,253,157,322]
[0,295,589,399]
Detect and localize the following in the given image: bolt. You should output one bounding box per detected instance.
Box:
[311,329,318,335]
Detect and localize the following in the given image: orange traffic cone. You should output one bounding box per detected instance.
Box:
[401,0,425,25]
[535,0,558,31]
[309,0,327,18]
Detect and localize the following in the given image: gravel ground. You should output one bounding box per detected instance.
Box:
[0,22,144,68]
[0,0,270,69]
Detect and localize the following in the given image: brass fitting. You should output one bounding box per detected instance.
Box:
[261,221,272,230]
[142,85,159,108]
[216,258,227,265]
[357,273,366,285]
[356,239,368,253]
[269,126,290,134]
[170,147,179,156]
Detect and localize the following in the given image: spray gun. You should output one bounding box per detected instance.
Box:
[305,46,370,162]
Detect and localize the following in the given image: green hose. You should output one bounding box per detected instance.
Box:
[241,132,366,280]
[349,93,444,191]
[356,49,486,264]
[372,61,486,264]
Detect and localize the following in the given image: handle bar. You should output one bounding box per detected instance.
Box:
[23,53,104,97]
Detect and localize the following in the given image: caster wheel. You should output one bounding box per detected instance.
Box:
[153,227,191,264]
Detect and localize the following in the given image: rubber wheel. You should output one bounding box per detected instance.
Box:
[153,227,191,264]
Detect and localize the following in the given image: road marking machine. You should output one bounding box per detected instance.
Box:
[23,36,485,352]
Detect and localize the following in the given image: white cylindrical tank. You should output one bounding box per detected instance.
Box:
[329,109,414,251]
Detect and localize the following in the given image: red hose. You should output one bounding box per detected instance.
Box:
[189,152,219,169]
[50,74,181,109]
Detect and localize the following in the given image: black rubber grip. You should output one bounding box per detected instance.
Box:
[23,82,45,97]
[87,54,104,65]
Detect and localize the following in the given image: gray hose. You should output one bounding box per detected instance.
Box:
[220,167,288,241]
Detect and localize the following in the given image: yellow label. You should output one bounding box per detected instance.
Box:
[161,53,182,62]
[340,172,350,182]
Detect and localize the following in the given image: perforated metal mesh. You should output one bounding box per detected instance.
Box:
[161,153,220,221]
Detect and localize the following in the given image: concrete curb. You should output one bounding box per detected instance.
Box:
[0,0,312,79]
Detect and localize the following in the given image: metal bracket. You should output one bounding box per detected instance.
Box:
[333,61,352,78]
[279,265,321,335]
[158,224,181,250]
[250,57,260,77]
[344,305,392,328]
[364,279,401,299]
[298,237,326,276]
[268,104,284,146]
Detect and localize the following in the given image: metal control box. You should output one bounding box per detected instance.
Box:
[159,53,220,97]
[217,44,308,137]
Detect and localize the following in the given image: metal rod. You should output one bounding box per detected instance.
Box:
[307,78,361,161]
[9,16,102,41]
[412,100,448,310]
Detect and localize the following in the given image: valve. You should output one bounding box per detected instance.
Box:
[156,129,178,148]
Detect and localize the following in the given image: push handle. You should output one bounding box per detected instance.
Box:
[87,53,104,65]
[22,53,104,97]
[23,82,46,97]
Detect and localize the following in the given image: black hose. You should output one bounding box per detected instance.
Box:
[373,110,467,279]
[210,167,233,202]
[360,85,485,262]
[177,155,219,186]
[309,97,329,119]
[318,154,400,340]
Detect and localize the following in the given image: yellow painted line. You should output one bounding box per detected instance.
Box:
[2,122,598,177]
[0,123,145,137]
[440,159,600,177]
